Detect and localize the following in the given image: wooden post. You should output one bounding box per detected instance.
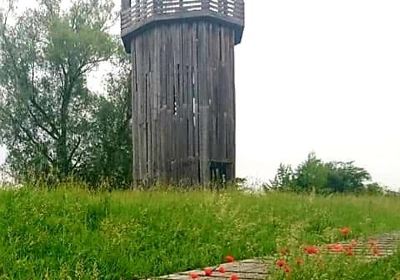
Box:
[201,0,209,11]
[179,0,184,12]
[218,0,225,14]
[121,0,131,10]
[222,0,228,15]
[138,0,143,22]
[153,0,160,15]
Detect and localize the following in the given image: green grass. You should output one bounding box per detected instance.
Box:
[0,186,399,279]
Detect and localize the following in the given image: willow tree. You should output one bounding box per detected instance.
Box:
[0,0,118,182]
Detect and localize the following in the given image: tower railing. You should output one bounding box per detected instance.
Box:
[121,0,244,36]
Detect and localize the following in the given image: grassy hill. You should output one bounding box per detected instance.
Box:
[0,186,399,279]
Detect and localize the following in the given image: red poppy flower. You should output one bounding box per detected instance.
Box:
[217,266,226,274]
[284,265,291,274]
[372,246,381,256]
[368,240,381,256]
[225,255,235,263]
[190,272,199,279]
[276,259,287,268]
[230,273,239,280]
[204,267,213,276]
[343,245,354,256]
[304,245,319,255]
[340,227,351,237]
[327,243,343,253]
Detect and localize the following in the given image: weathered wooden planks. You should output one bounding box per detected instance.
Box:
[129,18,238,186]
[156,259,269,280]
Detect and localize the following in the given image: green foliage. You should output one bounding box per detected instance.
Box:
[0,187,399,278]
[295,153,329,192]
[268,163,295,191]
[0,0,132,187]
[80,52,132,188]
[325,161,371,193]
[269,153,377,193]
[365,182,386,195]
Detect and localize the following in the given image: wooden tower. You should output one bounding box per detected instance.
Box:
[121,0,245,185]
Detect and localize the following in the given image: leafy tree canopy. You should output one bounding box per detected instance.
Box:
[0,0,132,187]
[268,152,379,194]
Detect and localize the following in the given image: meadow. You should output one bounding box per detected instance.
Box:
[0,186,399,279]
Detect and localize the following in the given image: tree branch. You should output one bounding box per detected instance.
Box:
[71,151,84,170]
[29,96,60,138]
[68,136,81,163]
[0,107,55,164]
[26,105,58,140]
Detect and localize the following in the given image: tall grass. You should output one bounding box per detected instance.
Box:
[0,186,399,279]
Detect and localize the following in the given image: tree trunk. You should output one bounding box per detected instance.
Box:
[58,82,72,177]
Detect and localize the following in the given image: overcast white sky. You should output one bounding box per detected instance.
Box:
[1,0,400,190]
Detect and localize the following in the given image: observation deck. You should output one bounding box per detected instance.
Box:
[121,0,245,53]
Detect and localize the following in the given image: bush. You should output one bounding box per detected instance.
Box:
[269,153,383,194]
